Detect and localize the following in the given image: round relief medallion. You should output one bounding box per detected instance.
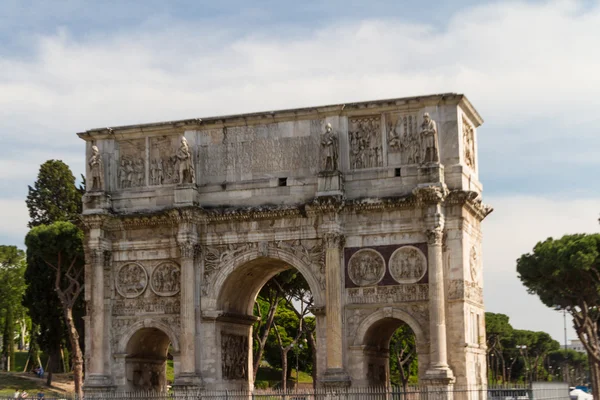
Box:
[115,263,148,298]
[348,249,386,287]
[389,246,427,284]
[150,261,181,297]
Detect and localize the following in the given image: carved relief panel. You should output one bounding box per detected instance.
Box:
[117,139,146,189]
[349,116,383,169]
[348,249,386,286]
[221,333,248,380]
[463,117,476,169]
[149,136,179,185]
[344,243,428,289]
[385,112,420,165]
[150,261,181,296]
[115,262,148,298]
[388,246,427,284]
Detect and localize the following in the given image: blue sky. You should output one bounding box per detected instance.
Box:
[1,0,599,344]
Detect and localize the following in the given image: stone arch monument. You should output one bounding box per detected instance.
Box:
[79,93,492,394]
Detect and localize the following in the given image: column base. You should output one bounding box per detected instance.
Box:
[173,373,204,391]
[424,365,455,385]
[83,377,116,400]
[321,368,351,388]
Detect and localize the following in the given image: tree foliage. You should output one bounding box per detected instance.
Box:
[517,233,600,398]
[26,160,82,228]
[25,221,85,398]
[23,160,85,384]
[389,324,418,390]
[0,246,27,371]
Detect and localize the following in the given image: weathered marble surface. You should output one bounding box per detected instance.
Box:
[79,94,491,396]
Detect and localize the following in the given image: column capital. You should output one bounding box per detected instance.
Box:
[323,232,345,249]
[425,227,444,246]
[178,242,200,259]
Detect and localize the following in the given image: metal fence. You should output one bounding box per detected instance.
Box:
[1,383,570,400]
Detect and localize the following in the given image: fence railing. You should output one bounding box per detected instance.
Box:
[1,383,570,400]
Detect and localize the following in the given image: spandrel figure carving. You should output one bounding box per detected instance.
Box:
[176,137,196,184]
[420,113,439,164]
[320,123,338,171]
[88,145,104,191]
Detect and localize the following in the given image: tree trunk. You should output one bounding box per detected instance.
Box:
[281,349,288,392]
[63,307,84,400]
[305,330,317,389]
[588,356,600,400]
[253,299,278,381]
[46,349,61,386]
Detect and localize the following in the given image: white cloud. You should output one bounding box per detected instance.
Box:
[0,199,29,240]
[483,195,600,342]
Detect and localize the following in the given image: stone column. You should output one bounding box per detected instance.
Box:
[425,224,454,383]
[83,215,112,389]
[175,238,202,387]
[322,232,350,386]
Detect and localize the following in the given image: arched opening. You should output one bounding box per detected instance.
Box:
[352,311,427,388]
[124,327,171,392]
[214,253,322,391]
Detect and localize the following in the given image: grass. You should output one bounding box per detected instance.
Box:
[7,351,50,373]
[254,367,313,388]
[0,373,68,398]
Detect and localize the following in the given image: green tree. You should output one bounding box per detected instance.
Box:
[25,222,85,399]
[24,160,85,384]
[26,160,82,228]
[389,323,417,391]
[485,313,514,383]
[0,246,27,371]
[517,233,600,398]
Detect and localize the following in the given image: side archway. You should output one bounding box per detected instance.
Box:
[349,307,430,387]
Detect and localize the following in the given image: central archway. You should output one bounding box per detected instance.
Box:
[208,249,325,390]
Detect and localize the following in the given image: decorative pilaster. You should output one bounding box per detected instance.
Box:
[322,232,351,386]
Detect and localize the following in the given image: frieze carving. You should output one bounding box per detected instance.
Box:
[386,113,421,164]
[347,284,428,304]
[348,249,385,287]
[321,123,339,171]
[463,117,476,169]
[115,262,148,298]
[149,136,179,186]
[448,279,483,305]
[221,333,248,380]
[88,145,104,191]
[420,113,439,164]
[118,138,146,189]
[112,297,181,316]
[150,262,181,296]
[349,116,383,169]
[389,246,427,284]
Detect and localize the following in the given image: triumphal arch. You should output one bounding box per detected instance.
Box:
[79,93,491,394]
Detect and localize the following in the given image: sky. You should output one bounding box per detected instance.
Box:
[0,0,599,345]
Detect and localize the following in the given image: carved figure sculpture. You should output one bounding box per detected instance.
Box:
[119,160,128,188]
[348,249,385,286]
[389,246,427,284]
[221,333,248,379]
[134,158,145,187]
[463,118,476,168]
[176,137,195,184]
[420,113,439,163]
[88,145,104,191]
[320,123,338,171]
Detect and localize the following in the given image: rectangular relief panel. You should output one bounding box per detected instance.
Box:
[348,116,383,170]
[117,139,146,189]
